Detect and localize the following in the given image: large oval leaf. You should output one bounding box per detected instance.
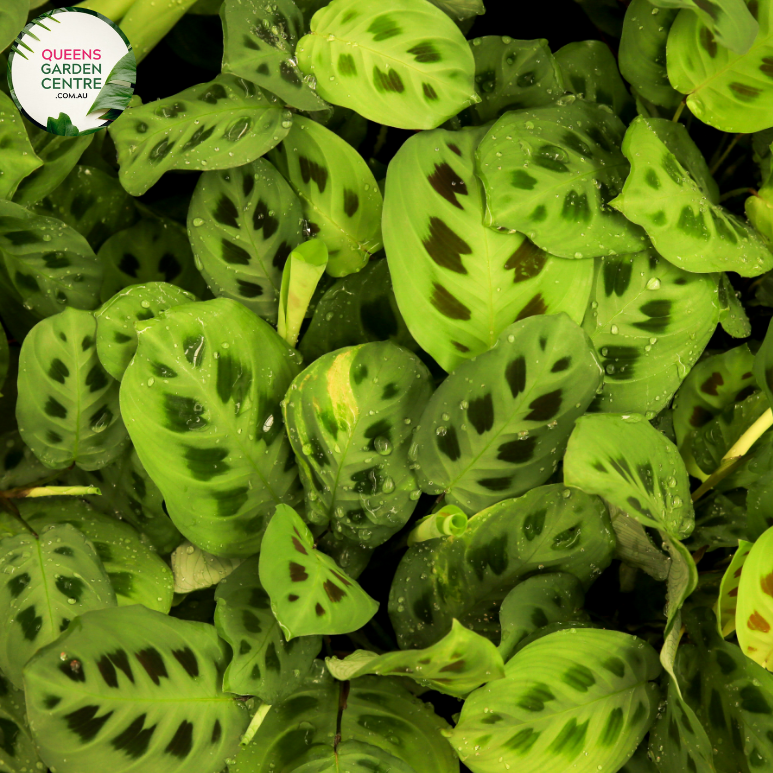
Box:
[120,298,301,557]
[284,340,432,546]
[0,523,116,688]
[383,124,593,372]
[296,0,478,130]
[23,604,248,773]
[611,116,773,276]
[17,308,129,471]
[109,74,292,196]
[0,671,41,773]
[736,525,773,668]
[666,2,773,133]
[0,92,42,200]
[268,115,382,277]
[450,628,661,773]
[476,99,649,259]
[0,199,102,320]
[188,159,305,322]
[565,413,694,538]
[259,504,379,638]
[214,555,321,701]
[413,314,602,514]
[388,484,615,648]
[583,251,720,415]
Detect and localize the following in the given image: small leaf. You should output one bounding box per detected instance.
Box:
[716,539,753,637]
[662,534,698,636]
[718,273,752,338]
[171,541,242,594]
[609,506,671,581]
[258,504,378,638]
[47,113,80,137]
[87,51,136,115]
[0,92,42,200]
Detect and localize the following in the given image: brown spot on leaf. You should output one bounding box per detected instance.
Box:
[430,282,471,320]
[332,571,352,587]
[289,562,308,582]
[760,572,773,597]
[515,294,547,321]
[505,239,547,282]
[447,143,462,156]
[439,660,466,672]
[729,587,738,597]
[315,603,325,616]
[689,405,713,428]
[288,594,299,601]
[423,217,471,273]
[323,580,346,602]
[291,537,308,555]
[748,611,770,632]
[700,372,724,395]
[428,162,468,209]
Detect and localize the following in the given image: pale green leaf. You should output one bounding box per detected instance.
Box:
[716,539,752,637]
[171,541,242,594]
[0,92,42,200]
[0,0,25,54]
[654,0,758,52]
[736,525,773,668]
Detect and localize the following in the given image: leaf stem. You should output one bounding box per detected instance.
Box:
[691,408,773,502]
[0,493,38,537]
[240,703,272,747]
[672,100,686,123]
[719,187,753,203]
[2,485,102,499]
[710,133,743,176]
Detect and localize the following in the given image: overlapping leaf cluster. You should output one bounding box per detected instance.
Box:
[2,0,773,772]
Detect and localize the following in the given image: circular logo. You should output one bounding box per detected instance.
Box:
[7,8,135,136]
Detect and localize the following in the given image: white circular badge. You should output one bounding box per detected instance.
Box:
[7,8,135,136]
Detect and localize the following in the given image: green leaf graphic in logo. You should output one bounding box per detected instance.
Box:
[87,51,136,116]
[46,113,80,137]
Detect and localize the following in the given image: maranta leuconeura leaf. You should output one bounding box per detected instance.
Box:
[736,525,773,668]
[95,282,197,381]
[754,314,773,407]
[0,92,42,200]
[662,535,698,636]
[388,484,615,649]
[98,215,207,303]
[667,0,773,133]
[299,258,417,363]
[718,273,751,338]
[688,492,748,552]
[268,115,382,277]
[449,628,661,773]
[326,619,505,697]
[383,125,593,373]
[430,0,484,22]
[23,605,249,773]
[188,159,305,322]
[476,99,649,259]
[413,314,602,514]
[17,308,129,471]
[21,498,174,614]
[611,117,773,276]
[0,523,116,688]
[583,251,720,415]
[0,200,103,320]
[109,74,293,196]
[171,541,242,594]
[672,344,757,478]
[0,430,48,491]
[746,179,773,250]
[497,573,588,662]
[120,298,302,558]
[259,504,378,638]
[564,413,695,539]
[284,340,432,546]
[0,333,7,396]
[0,1,26,55]
[716,539,752,637]
[619,0,681,110]
[220,0,327,112]
[214,556,321,702]
[0,672,41,773]
[466,36,564,124]
[296,0,478,130]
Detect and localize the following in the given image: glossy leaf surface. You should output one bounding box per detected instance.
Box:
[0,671,41,773]
[716,539,752,637]
[171,541,242,594]
[736,525,773,669]
[0,92,42,200]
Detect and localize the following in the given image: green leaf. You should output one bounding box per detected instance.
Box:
[679,606,773,771]
[95,282,197,381]
[716,539,752,637]
[220,0,327,112]
[87,51,136,115]
[171,541,242,593]
[47,112,81,137]
[188,159,305,322]
[121,298,302,557]
[449,628,661,773]
[746,184,773,250]
[688,492,748,551]
[99,215,207,302]
[0,0,25,55]
[23,604,248,773]
[299,258,417,363]
[429,0,484,22]
[284,340,432,546]
[259,504,379,638]
[754,314,773,408]
[109,74,292,196]
[29,165,137,250]
[0,523,116,688]
[0,671,42,773]
[466,36,564,124]
[610,505,672,580]
[21,498,174,613]
[277,240,328,347]
[555,40,635,121]
[388,484,615,648]
[214,555,321,701]
[667,2,773,132]
[583,250,720,415]
[476,99,648,259]
[736,525,773,668]
[296,0,478,130]
[17,308,129,471]
[269,115,382,277]
[0,332,7,396]
[0,429,48,491]
[663,534,698,635]
[497,573,588,661]
[610,116,772,276]
[413,314,602,514]
[0,199,103,320]
[233,668,458,772]
[0,92,42,200]
[718,273,752,337]
[673,344,757,478]
[574,0,627,35]
[564,413,695,539]
[12,122,93,207]
[327,618,505,697]
[383,124,593,373]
